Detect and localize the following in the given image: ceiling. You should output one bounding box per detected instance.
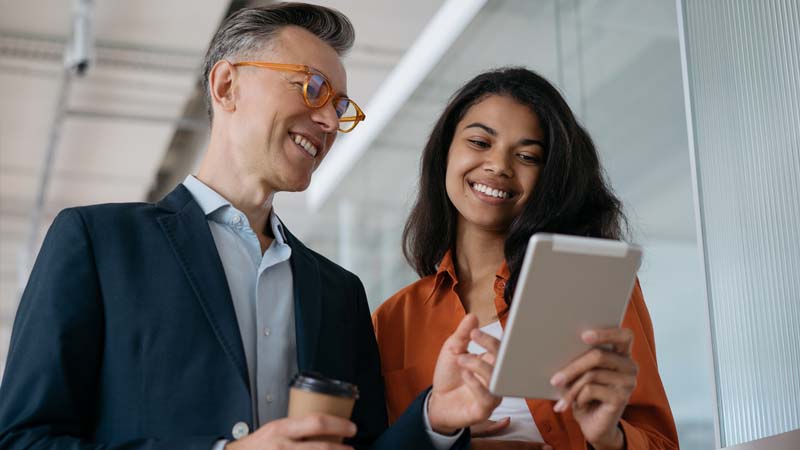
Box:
[0,0,453,376]
[0,0,226,347]
[0,0,697,371]
[276,0,696,303]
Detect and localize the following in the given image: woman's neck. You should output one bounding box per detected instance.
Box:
[453,221,506,324]
[453,221,506,285]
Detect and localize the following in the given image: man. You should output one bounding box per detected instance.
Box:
[0,3,500,449]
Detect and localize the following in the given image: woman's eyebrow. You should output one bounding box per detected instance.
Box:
[520,138,546,148]
[465,122,496,136]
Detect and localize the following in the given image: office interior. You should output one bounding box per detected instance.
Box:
[0,1,797,449]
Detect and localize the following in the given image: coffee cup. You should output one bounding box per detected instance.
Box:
[288,371,359,442]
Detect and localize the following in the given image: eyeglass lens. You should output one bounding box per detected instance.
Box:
[305,72,358,128]
[306,73,327,105]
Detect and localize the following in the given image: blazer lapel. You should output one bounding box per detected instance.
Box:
[156,185,250,389]
[283,226,321,372]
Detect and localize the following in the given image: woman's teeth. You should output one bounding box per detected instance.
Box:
[472,183,510,199]
[293,134,318,157]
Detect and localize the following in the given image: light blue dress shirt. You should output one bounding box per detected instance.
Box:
[183,176,459,449]
[183,175,296,426]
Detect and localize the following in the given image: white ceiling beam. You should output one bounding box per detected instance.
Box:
[306,0,488,212]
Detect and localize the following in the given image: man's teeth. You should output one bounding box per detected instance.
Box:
[472,183,510,199]
[293,134,318,157]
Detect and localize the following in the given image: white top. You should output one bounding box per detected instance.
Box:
[467,321,543,442]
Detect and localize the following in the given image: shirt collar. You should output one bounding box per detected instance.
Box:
[182,175,287,243]
[183,175,230,216]
[435,249,457,281]
[497,260,510,281]
[434,249,510,280]
[424,249,511,304]
[269,211,288,245]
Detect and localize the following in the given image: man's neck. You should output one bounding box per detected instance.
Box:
[196,158,275,246]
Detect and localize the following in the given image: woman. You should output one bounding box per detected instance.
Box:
[372,68,678,450]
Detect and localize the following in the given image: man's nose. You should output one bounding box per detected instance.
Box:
[310,101,339,133]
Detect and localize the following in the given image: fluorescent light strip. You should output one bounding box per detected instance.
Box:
[306,0,488,211]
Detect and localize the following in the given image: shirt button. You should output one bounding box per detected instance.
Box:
[542,421,552,432]
[232,421,249,439]
[232,215,242,225]
[266,394,273,403]
[263,327,271,336]
[498,280,507,289]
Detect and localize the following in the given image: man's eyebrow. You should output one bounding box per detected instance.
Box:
[465,122,546,148]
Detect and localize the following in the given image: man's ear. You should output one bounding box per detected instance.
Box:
[209,60,237,114]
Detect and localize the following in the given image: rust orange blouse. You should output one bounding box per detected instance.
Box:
[372,250,679,450]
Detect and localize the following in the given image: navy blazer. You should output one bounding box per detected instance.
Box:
[0,185,469,450]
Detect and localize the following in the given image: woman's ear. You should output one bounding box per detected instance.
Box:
[209,60,237,114]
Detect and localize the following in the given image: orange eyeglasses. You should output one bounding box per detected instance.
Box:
[233,61,365,133]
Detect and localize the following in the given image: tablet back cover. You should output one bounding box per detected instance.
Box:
[489,233,642,399]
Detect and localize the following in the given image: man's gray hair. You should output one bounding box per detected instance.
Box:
[201,2,355,120]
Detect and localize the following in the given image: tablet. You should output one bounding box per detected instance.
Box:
[488,233,642,400]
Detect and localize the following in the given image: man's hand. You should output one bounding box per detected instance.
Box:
[428,314,502,435]
[224,414,357,450]
[550,327,638,450]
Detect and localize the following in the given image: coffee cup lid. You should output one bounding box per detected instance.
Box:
[290,372,359,399]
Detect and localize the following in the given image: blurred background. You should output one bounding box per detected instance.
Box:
[3,0,798,448]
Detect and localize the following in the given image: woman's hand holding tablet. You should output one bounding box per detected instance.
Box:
[549,327,638,450]
[487,233,643,450]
